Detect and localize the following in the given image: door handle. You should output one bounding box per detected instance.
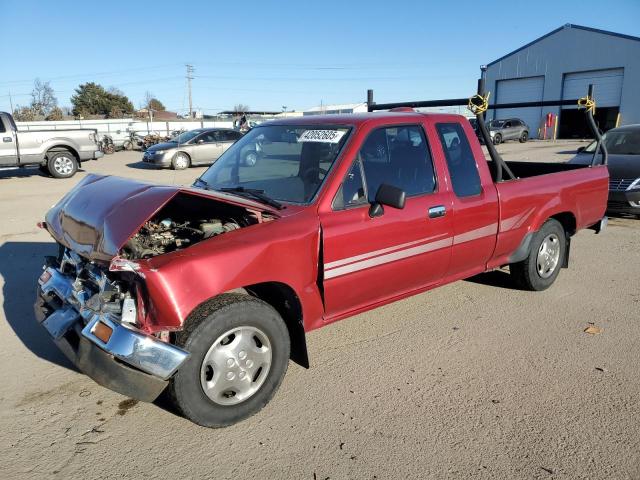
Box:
[2,137,12,143]
[428,205,446,218]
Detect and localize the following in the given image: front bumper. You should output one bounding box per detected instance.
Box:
[607,190,640,215]
[35,265,189,402]
[142,151,172,167]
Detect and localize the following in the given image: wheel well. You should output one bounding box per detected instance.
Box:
[551,212,577,236]
[46,145,79,161]
[244,282,309,368]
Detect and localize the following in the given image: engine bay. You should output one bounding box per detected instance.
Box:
[121,192,273,259]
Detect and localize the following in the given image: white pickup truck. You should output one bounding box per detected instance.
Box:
[0,111,103,178]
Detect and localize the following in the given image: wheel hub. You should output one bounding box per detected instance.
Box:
[536,233,560,278]
[54,156,73,175]
[200,326,272,405]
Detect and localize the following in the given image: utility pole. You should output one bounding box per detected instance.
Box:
[186,64,194,119]
[8,89,14,113]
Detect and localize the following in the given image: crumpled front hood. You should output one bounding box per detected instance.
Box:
[45,175,180,262]
[44,174,283,262]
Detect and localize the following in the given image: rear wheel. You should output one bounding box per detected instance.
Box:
[47,151,78,178]
[510,219,565,291]
[493,133,502,145]
[168,294,290,427]
[172,152,190,170]
[519,131,529,143]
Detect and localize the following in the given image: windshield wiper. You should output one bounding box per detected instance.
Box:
[218,187,284,210]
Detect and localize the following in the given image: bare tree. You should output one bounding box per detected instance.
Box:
[13,105,37,121]
[233,104,250,114]
[30,79,58,117]
[45,106,64,121]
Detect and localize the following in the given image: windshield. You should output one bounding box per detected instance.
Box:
[171,130,201,144]
[197,125,350,203]
[584,130,640,155]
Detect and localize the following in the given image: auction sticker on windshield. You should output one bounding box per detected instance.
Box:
[298,130,346,143]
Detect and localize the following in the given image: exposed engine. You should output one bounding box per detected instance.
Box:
[123,217,245,259]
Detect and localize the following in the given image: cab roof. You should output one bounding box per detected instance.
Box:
[265,111,467,127]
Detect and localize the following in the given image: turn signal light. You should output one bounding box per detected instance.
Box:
[92,321,113,344]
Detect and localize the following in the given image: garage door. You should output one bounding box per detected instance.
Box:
[494,76,544,139]
[562,68,623,108]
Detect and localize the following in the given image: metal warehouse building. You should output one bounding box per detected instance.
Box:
[484,24,640,139]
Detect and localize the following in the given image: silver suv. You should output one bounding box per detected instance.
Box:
[487,118,529,145]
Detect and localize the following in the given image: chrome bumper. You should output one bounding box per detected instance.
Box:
[35,265,189,401]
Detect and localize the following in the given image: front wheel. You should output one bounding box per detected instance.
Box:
[510,219,566,291]
[242,149,259,167]
[123,140,133,151]
[47,151,78,178]
[493,133,502,145]
[172,152,190,170]
[168,294,290,427]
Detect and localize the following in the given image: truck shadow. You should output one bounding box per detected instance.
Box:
[465,270,522,290]
[0,241,76,371]
[0,168,86,180]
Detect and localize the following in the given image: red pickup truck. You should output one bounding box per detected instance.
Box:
[36,109,608,427]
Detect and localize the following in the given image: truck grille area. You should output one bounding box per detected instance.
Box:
[44,248,130,325]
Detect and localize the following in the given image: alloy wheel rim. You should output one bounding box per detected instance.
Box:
[176,155,188,169]
[200,326,272,406]
[53,156,73,175]
[536,233,560,279]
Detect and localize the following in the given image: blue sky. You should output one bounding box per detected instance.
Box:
[1,0,639,114]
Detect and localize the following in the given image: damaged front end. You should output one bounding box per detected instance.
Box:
[35,174,278,401]
[35,247,189,401]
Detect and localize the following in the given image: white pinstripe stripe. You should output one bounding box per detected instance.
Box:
[324,222,499,280]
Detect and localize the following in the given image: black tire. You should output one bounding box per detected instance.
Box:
[510,219,566,291]
[123,140,133,151]
[171,152,191,170]
[493,133,502,145]
[168,293,290,428]
[519,131,529,143]
[47,151,78,179]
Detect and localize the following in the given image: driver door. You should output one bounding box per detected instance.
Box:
[0,116,18,166]
[320,124,453,320]
[192,131,224,165]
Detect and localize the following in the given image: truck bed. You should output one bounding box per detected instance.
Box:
[487,163,609,270]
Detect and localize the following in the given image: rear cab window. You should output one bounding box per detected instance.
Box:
[436,122,482,197]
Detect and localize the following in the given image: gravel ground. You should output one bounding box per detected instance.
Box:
[1,140,638,480]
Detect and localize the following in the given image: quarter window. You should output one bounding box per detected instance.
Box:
[359,125,436,201]
[333,160,367,209]
[436,123,482,197]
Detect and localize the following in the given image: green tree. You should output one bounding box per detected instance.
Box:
[144,91,166,111]
[71,82,134,116]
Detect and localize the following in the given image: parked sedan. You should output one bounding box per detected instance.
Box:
[142,128,243,169]
[569,124,640,217]
[487,118,529,145]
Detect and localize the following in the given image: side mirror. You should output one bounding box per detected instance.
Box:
[576,146,585,153]
[369,183,406,218]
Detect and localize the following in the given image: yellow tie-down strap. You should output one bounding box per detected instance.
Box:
[468,92,490,115]
[578,95,596,114]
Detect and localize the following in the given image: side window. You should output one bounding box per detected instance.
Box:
[198,132,217,143]
[359,125,436,202]
[436,123,482,197]
[333,160,367,210]
[503,121,512,128]
[0,117,5,133]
